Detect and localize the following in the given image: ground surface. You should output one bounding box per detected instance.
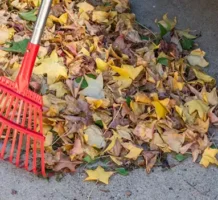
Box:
[1,0,218,200]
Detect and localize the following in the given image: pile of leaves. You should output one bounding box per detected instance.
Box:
[0,0,218,184]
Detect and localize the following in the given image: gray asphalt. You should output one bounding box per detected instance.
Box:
[0,0,218,200]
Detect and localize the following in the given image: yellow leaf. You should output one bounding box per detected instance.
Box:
[185,100,209,120]
[104,130,121,153]
[84,146,99,159]
[206,88,218,106]
[33,50,68,84]
[134,92,151,104]
[130,101,145,115]
[125,65,144,80]
[0,26,15,44]
[85,166,114,184]
[173,72,184,91]
[49,13,68,25]
[110,156,122,166]
[112,65,143,89]
[92,11,109,23]
[187,48,209,67]
[122,142,143,160]
[113,76,132,89]
[44,131,53,147]
[193,68,215,84]
[200,147,218,168]
[79,47,90,56]
[86,97,110,109]
[77,2,94,12]
[49,82,68,97]
[95,58,108,72]
[152,101,168,119]
[59,13,68,24]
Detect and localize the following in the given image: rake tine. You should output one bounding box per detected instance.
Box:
[33,138,37,174]
[40,140,45,176]
[38,110,45,176]
[24,136,30,170]
[0,127,11,159]
[0,96,11,140]
[0,91,6,109]
[0,92,9,114]
[14,100,24,166]
[9,98,22,162]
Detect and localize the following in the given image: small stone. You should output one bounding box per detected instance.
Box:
[11,189,18,195]
[126,190,132,197]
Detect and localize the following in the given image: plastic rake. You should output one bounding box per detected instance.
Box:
[0,0,52,176]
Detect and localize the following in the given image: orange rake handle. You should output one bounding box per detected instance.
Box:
[15,0,53,93]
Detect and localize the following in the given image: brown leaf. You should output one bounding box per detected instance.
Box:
[54,152,82,172]
[142,151,159,173]
[70,138,84,160]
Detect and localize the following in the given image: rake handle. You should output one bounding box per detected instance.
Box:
[16,0,52,92]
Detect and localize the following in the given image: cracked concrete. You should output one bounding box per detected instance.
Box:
[0,0,218,200]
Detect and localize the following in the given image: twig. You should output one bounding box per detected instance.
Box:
[74,77,84,98]
[136,21,156,37]
[87,180,99,200]
[103,104,123,135]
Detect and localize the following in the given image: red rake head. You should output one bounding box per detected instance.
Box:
[0,76,46,176]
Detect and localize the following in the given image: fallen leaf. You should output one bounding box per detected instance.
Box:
[200,147,218,167]
[80,73,105,99]
[162,130,185,153]
[185,100,209,120]
[112,65,143,89]
[122,142,143,160]
[84,125,106,149]
[49,82,68,97]
[85,166,114,184]
[152,100,168,119]
[0,25,15,45]
[187,49,209,67]
[33,50,68,84]
[142,151,159,173]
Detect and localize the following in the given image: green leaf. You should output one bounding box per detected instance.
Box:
[3,39,29,54]
[210,144,217,149]
[175,154,187,162]
[158,23,168,37]
[75,74,96,89]
[95,120,104,128]
[157,57,168,66]
[83,155,94,163]
[115,168,129,176]
[141,35,149,41]
[126,96,132,107]
[19,9,37,22]
[181,37,194,50]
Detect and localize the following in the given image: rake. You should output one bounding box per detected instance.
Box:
[0,0,52,176]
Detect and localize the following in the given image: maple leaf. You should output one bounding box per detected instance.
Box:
[85,166,114,184]
[200,147,218,168]
[185,100,209,120]
[80,73,105,99]
[112,65,143,89]
[33,50,68,84]
[49,82,68,97]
